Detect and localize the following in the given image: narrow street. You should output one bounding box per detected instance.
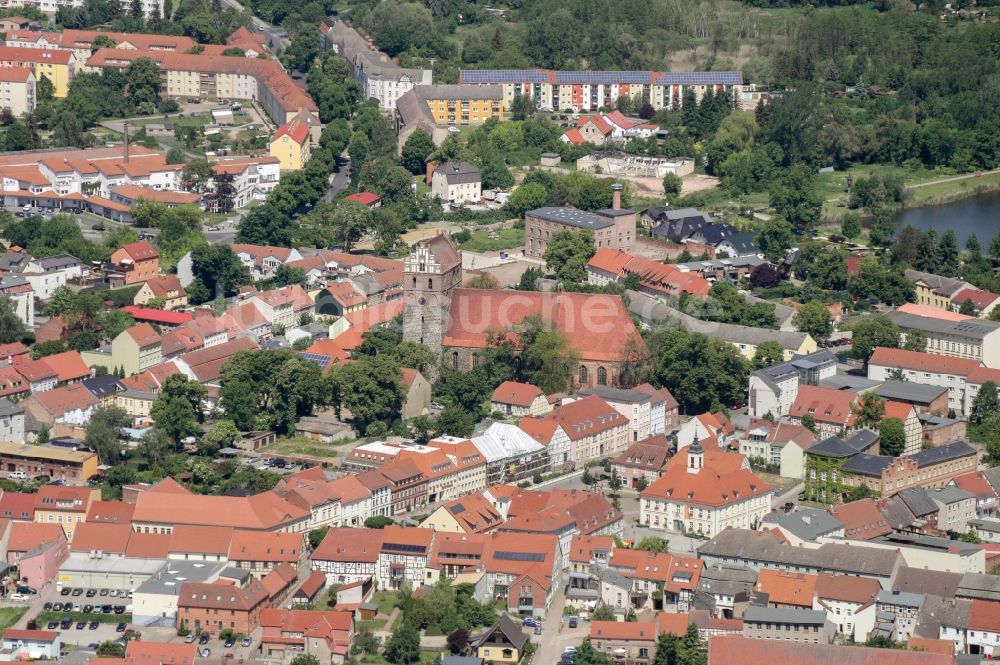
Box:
[533,592,589,665]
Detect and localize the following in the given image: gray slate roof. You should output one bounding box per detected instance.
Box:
[0,397,23,417]
[889,310,1000,341]
[527,207,615,230]
[873,381,949,404]
[743,606,828,625]
[877,589,924,608]
[892,567,962,598]
[764,507,843,541]
[809,436,861,459]
[956,572,1000,602]
[437,161,481,185]
[910,440,976,467]
[898,488,938,517]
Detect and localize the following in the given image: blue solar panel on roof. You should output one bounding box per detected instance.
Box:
[663,71,742,85]
[459,69,547,83]
[300,353,331,370]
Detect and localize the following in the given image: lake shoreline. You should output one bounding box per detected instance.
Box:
[893,187,1000,247]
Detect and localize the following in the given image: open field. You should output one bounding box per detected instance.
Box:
[458,227,524,252]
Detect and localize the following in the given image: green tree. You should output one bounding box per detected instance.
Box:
[124,56,162,112]
[592,605,616,621]
[523,329,580,394]
[971,381,999,425]
[635,537,668,552]
[755,219,794,263]
[333,355,405,433]
[447,628,470,654]
[653,631,680,665]
[959,299,977,316]
[879,417,906,457]
[290,655,320,665]
[281,23,321,72]
[853,392,885,430]
[751,341,785,369]
[938,229,960,276]
[902,330,927,353]
[662,172,682,197]
[84,405,130,465]
[0,297,28,344]
[400,129,435,175]
[364,515,394,529]
[851,316,900,361]
[383,620,420,665]
[190,244,249,301]
[219,350,323,435]
[914,229,939,272]
[769,164,822,230]
[507,183,547,218]
[841,213,861,240]
[680,623,707,665]
[181,158,214,193]
[517,266,543,291]
[573,638,610,665]
[650,327,747,413]
[544,229,595,283]
[792,300,833,341]
[198,419,240,456]
[150,374,206,444]
[37,74,55,102]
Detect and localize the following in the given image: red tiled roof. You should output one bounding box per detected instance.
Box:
[967,599,1000,632]
[789,385,858,427]
[0,45,72,64]
[273,116,311,145]
[587,247,633,275]
[30,382,97,417]
[114,240,159,262]
[39,350,90,382]
[7,521,64,553]
[578,115,613,135]
[3,629,58,641]
[124,641,199,665]
[345,192,380,206]
[754,569,817,607]
[868,347,982,377]
[85,500,134,524]
[112,184,200,206]
[952,288,1000,310]
[0,492,34,521]
[829,498,892,540]
[709,636,955,665]
[324,281,367,308]
[814,572,879,605]
[121,306,193,326]
[0,68,33,83]
[491,381,544,408]
[313,527,383,563]
[71,522,131,554]
[562,128,585,145]
[124,322,161,347]
[642,462,771,508]
[883,400,916,421]
[445,289,643,362]
[228,530,303,563]
[13,357,57,382]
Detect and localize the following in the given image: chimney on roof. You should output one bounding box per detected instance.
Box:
[612,183,622,211]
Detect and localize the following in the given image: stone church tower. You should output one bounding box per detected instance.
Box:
[402,234,463,354]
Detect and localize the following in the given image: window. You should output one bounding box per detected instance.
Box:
[452,352,459,370]
[597,366,607,385]
[579,366,589,384]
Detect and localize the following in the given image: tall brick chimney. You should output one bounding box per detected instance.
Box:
[611,183,622,210]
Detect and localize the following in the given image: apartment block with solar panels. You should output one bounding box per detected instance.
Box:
[457,69,744,113]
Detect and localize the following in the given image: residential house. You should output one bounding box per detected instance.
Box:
[32,485,99,541]
[741,606,834,643]
[21,382,99,429]
[524,185,635,259]
[748,349,838,419]
[269,112,314,171]
[475,615,528,664]
[231,244,303,281]
[519,395,628,467]
[676,412,736,451]
[110,323,162,377]
[176,579,270,636]
[0,399,25,444]
[0,441,98,484]
[228,530,306,578]
[579,386,652,444]
[633,383,678,434]
[867,347,981,416]
[431,161,482,204]
[490,381,550,417]
[811,573,880,640]
[311,528,382,586]
[613,435,672,490]
[134,275,187,310]
[0,629,61,661]
[108,241,159,286]
[738,419,817,479]
[788,385,859,439]
[259,608,354,663]
[4,521,68,589]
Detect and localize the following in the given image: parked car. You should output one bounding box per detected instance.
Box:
[53,603,63,611]
[16,585,36,595]
[199,634,210,645]
[72,588,83,596]
[60,617,73,629]
[43,603,53,611]
[568,619,577,629]
[523,618,539,628]
[201,649,212,658]
[241,638,251,648]
[76,621,87,630]
[86,589,97,597]
[89,621,99,630]
[185,635,196,644]
[224,637,236,648]
[46,622,58,630]
[83,605,93,613]
[60,588,71,596]
[116,623,126,633]
[99,589,109,596]
[8,594,29,602]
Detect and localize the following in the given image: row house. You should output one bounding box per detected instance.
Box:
[312,528,381,586]
[377,526,434,590]
[608,548,703,612]
[230,244,303,281]
[887,307,1000,368]
[208,157,281,211]
[458,69,743,113]
[227,530,306,578]
[176,579,270,637]
[425,435,489,500]
[259,608,354,663]
[788,385,859,439]
[613,435,672,490]
[482,532,561,616]
[520,395,629,467]
[676,411,736,451]
[748,349,841,419]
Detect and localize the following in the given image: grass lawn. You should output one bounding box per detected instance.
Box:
[0,607,27,631]
[259,436,351,463]
[132,114,210,129]
[907,170,1000,204]
[371,591,398,615]
[357,618,388,631]
[458,227,524,252]
[359,650,442,665]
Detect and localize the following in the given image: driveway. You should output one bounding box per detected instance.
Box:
[534,592,589,665]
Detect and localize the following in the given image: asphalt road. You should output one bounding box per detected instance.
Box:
[324,159,351,203]
[533,592,590,665]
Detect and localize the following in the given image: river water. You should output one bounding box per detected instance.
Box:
[894,191,1000,247]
